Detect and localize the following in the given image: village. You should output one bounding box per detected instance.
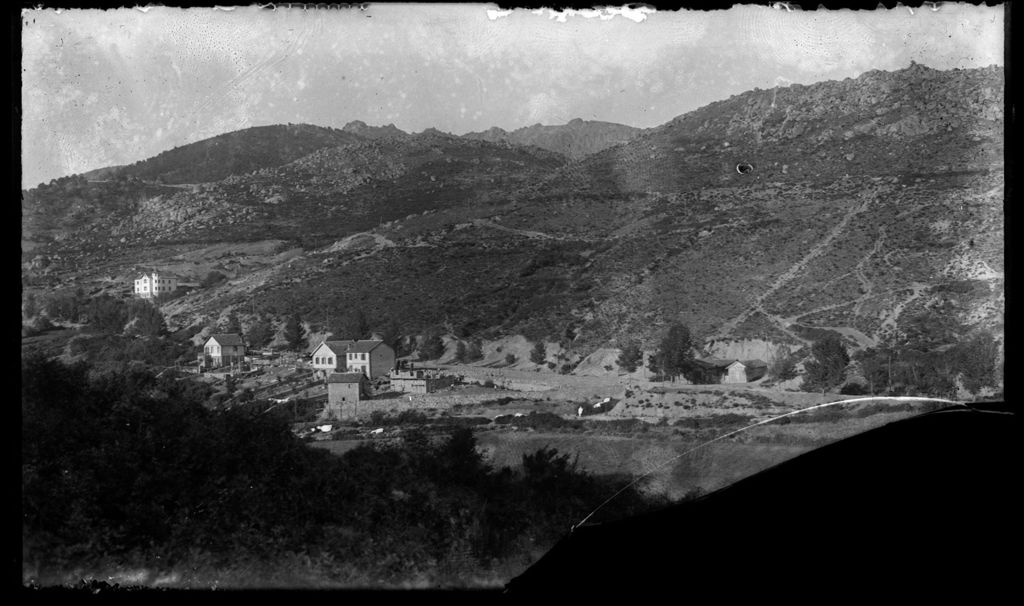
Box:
[128,271,790,445]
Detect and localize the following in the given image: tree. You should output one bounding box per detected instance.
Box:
[768,345,798,382]
[199,271,226,289]
[334,308,370,340]
[802,333,850,393]
[954,331,1000,395]
[421,331,445,360]
[530,340,547,365]
[23,292,38,319]
[647,350,662,378]
[617,341,643,373]
[85,295,128,333]
[377,318,403,355]
[466,339,484,363]
[283,313,307,351]
[454,341,468,363]
[125,299,167,337]
[246,316,274,349]
[655,323,695,382]
[222,311,242,335]
[505,353,517,366]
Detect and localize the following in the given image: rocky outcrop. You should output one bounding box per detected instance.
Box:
[464,119,644,159]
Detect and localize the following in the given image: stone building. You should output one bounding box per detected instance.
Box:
[324,372,368,420]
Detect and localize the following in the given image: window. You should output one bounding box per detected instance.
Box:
[361,353,366,360]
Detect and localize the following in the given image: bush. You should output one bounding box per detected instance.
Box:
[200,271,227,288]
[616,341,643,372]
[839,382,868,395]
[529,341,546,365]
[505,353,516,366]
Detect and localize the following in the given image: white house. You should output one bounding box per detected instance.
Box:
[200,333,246,368]
[310,339,396,379]
[345,340,396,379]
[134,272,177,299]
[310,340,356,375]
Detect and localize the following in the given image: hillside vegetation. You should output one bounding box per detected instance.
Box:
[21,63,1003,374]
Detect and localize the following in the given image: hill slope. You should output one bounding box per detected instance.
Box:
[21,64,1004,367]
[110,123,368,185]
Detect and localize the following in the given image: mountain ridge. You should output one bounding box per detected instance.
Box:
[21,64,1004,372]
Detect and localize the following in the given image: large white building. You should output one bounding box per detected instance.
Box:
[310,339,396,379]
[134,272,177,299]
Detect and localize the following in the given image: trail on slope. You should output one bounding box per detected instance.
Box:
[880,283,928,333]
[471,219,557,240]
[714,193,874,342]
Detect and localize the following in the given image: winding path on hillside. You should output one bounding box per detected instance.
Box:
[471,219,557,240]
[712,192,874,343]
[879,282,929,333]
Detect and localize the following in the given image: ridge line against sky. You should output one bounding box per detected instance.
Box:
[21,3,1004,190]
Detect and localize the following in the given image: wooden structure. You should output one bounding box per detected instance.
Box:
[199,333,246,369]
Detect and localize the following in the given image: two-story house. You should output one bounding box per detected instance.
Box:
[134,271,178,299]
[310,340,356,376]
[200,333,246,368]
[310,339,395,379]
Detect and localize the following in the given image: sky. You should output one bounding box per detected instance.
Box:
[20,3,1004,190]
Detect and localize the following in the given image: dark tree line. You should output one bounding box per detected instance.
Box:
[22,356,666,582]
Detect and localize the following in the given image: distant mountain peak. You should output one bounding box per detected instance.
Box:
[342,120,409,139]
[462,119,644,160]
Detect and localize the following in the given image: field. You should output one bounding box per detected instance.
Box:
[310,362,936,504]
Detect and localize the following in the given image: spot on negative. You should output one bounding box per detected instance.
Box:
[736,162,754,174]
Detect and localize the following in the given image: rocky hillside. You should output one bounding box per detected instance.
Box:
[22,63,1003,366]
[341,120,411,140]
[463,118,643,159]
[108,123,367,185]
[555,62,1002,195]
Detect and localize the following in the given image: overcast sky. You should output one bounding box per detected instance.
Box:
[21,3,1003,190]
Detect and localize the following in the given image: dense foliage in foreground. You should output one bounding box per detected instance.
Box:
[22,356,665,586]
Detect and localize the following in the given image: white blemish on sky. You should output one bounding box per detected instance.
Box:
[21,3,1003,189]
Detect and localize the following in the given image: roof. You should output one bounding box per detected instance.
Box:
[740,359,768,368]
[206,333,245,346]
[135,270,177,280]
[347,340,386,353]
[314,340,356,356]
[327,372,366,384]
[696,358,736,369]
